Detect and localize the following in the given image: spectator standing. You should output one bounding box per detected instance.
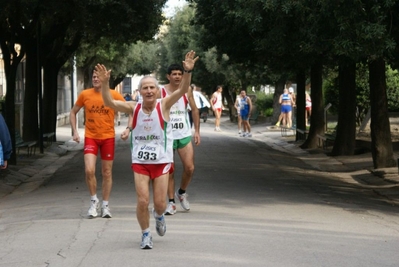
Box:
[192,86,210,123]
[124,93,132,101]
[115,110,121,126]
[210,85,225,131]
[288,86,296,127]
[277,88,295,128]
[132,89,143,102]
[234,92,243,134]
[239,90,253,137]
[288,87,296,106]
[276,82,294,127]
[305,90,312,126]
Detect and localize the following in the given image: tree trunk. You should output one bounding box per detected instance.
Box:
[42,62,59,136]
[23,43,39,142]
[331,60,356,156]
[83,66,92,89]
[223,85,235,122]
[368,58,396,168]
[112,77,124,89]
[40,27,81,141]
[295,71,306,140]
[300,61,324,149]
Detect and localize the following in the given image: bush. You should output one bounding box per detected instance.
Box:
[264,108,273,117]
[254,92,274,116]
[324,64,399,124]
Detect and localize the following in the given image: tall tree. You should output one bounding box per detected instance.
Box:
[361,1,396,167]
[369,58,396,168]
[1,0,168,152]
[192,0,399,166]
[301,61,324,149]
[330,59,357,156]
[40,0,167,139]
[0,0,32,164]
[193,0,327,144]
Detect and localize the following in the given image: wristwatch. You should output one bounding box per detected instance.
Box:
[126,126,132,132]
[184,69,192,73]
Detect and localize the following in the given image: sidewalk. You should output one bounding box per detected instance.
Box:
[0,117,135,199]
[216,117,399,202]
[0,115,398,201]
[0,125,82,198]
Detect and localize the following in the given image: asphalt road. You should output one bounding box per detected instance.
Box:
[0,118,398,267]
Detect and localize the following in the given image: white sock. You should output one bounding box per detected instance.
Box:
[142,228,151,235]
[153,210,162,218]
[91,195,98,201]
[102,201,109,207]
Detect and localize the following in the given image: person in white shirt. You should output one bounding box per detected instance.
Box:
[234,92,243,134]
[160,64,201,216]
[210,85,225,131]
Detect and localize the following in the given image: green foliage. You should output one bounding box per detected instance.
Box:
[127,41,161,75]
[58,0,167,86]
[158,5,231,95]
[324,63,399,123]
[254,92,274,116]
[264,108,274,117]
[323,68,339,115]
[158,6,199,80]
[386,67,399,111]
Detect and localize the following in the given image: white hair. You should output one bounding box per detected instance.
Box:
[137,75,160,90]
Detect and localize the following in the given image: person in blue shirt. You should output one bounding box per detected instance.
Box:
[124,93,132,101]
[238,90,253,137]
[0,114,12,169]
[277,88,295,128]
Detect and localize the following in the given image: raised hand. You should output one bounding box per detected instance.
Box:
[94,64,111,85]
[182,50,199,72]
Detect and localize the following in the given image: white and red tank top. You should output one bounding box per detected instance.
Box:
[306,96,312,108]
[130,100,173,164]
[161,86,191,140]
[213,92,223,108]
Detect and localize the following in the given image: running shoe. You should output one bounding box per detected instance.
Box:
[87,199,99,218]
[153,209,166,236]
[140,232,153,249]
[101,205,112,218]
[275,121,280,126]
[247,133,252,137]
[175,191,190,211]
[165,202,176,215]
[238,130,242,134]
